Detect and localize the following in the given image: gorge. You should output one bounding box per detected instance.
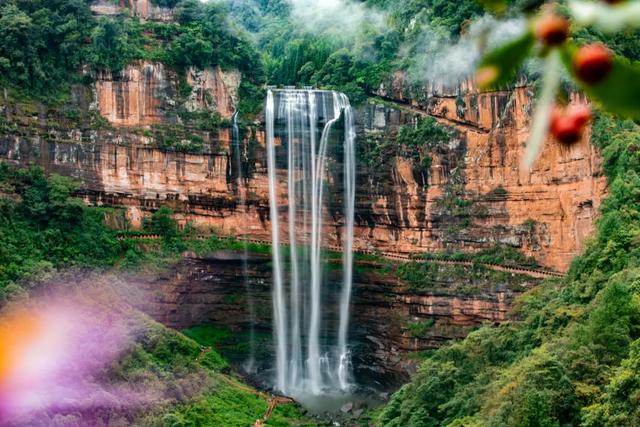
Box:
[0,61,605,420]
[0,0,638,426]
[0,57,604,420]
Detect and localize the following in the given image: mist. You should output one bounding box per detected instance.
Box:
[287,0,387,41]
[406,16,527,86]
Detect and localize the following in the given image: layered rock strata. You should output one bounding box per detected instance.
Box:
[0,63,606,272]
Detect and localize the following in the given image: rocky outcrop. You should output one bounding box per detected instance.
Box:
[185,67,241,119]
[361,77,607,271]
[95,62,173,126]
[90,1,125,16]
[91,0,175,22]
[128,0,175,22]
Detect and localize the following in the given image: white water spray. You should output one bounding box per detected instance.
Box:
[265,89,356,396]
[338,100,356,390]
[265,91,288,393]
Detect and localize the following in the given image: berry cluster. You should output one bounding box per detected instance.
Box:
[534,10,614,144]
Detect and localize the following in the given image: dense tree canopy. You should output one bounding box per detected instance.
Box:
[226,0,483,102]
[0,0,93,100]
[0,164,119,300]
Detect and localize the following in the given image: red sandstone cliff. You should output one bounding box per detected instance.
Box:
[95,61,240,126]
[0,65,606,272]
[365,75,607,271]
[91,0,175,22]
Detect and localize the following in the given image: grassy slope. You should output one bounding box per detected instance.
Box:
[2,276,316,426]
[157,324,315,427]
[118,321,315,427]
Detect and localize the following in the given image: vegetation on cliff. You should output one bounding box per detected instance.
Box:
[397,257,533,296]
[1,0,637,111]
[0,0,264,113]
[0,163,275,299]
[227,0,485,102]
[360,114,453,179]
[0,164,119,300]
[378,113,640,426]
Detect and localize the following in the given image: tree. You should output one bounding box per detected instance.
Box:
[148,207,178,239]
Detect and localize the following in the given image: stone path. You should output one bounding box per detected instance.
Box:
[371,94,492,134]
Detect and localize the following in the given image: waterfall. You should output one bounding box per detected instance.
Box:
[265,92,288,393]
[338,102,356,390]
[265,89,356,396]
[232,112,256,374]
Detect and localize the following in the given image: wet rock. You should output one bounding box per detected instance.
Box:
[130,257,538,390]
[340,402,353,413]
[366,335,385,349]
[199,250,270,264]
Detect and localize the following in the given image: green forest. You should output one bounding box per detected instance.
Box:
[2,0,637,106]
[0,0,503,107]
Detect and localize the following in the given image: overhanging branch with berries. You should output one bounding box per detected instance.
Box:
[475,0,640,167]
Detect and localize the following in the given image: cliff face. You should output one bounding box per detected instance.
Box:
[95,61,240,126]
[360,79,607,272]
[0,47,608,395]
[0,63,606,272]
[131,255,533,388]
[91,0,175,22]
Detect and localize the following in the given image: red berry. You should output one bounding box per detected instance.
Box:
[550,108,562,134]
[535,14,570,46]
[571,104,592,127]
[550,105,592,144]
[573,43,613,84]
[553,116,582,143]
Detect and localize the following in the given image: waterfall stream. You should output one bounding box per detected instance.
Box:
[232,112,256,374]
[265,89,356,397]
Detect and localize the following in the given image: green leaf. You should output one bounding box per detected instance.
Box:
[479,31,535,90]
[561,44,640,120]
[475,0,509,14]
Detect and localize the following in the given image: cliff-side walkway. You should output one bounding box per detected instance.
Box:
[118,234,565,279]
